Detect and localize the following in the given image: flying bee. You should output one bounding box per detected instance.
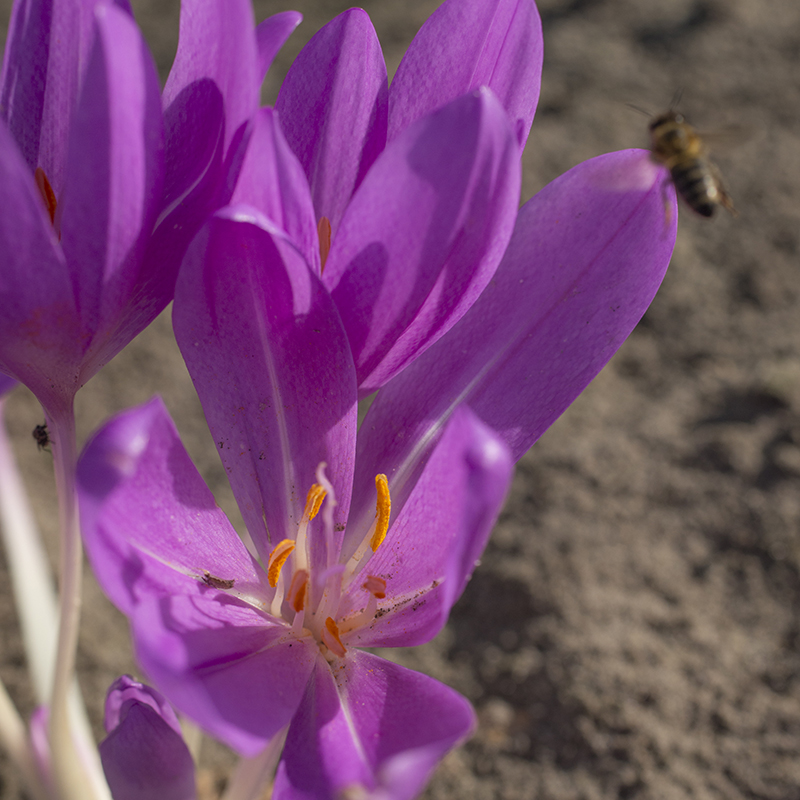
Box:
[648,110,737,218]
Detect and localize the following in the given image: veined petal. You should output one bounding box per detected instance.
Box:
[0,0,131,196]
[324,89,520,395]
[152,0,259,283]
[162,0,258,156]
[100,676,197,800]
[59,4,165,379]
[0,119,80,407]
[356,150,677,493]
[388,0,543,150]
[132,594,316,757]
[274,651,474,800]
[77,397,265,617]
[275,8,388,233]
[345,407,512,648]
[256,11,303,84]
[173,208,357,566]
[231,108,320,274]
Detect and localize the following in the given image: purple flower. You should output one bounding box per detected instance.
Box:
[77,212,514,799]
[99,676,197,800]
[0,0,300,414]
[0,0,164,413]
[230,0,545,396]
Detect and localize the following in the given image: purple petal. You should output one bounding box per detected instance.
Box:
[323,89,520,395]
[162,0,258,157]
[103,675,183,737]
[344,406,512,649]
[356,150,677,489]
[256,11,303,84]
[231,108,320,274]
[0,373,17,397]
[151,0,260,286]
[0,0,131,196]
[58,4,165,379]
[0,119,81,408]
[132,594,316,756]
[275,8,388,233]
[77,397,266,617]
[173,208,357,565]
[100,676,197,800]
[388,0,543,150]
[274,651,474,800]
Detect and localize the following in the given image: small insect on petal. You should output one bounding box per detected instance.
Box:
[201,571,235,590]
[32,423,50,451]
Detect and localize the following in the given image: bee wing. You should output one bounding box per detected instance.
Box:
[695,125,759,151]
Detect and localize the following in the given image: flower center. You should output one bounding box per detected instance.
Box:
[267,467,390,660]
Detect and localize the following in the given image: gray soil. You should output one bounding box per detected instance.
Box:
[1,0,799,798]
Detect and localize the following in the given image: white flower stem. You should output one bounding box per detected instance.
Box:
[0,675,49,800]
[43,400,106,800]
[221,728,287,800]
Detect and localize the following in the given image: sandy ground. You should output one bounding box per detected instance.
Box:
[1,0,799,798]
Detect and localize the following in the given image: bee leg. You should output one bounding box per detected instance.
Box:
[660,174,674,233]
[710,162,738,217]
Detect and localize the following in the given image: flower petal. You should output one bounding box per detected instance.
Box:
[162,0,258,157]
[274,651,474,800]
[77,397,265,617]
[58,4,165,379]
[0,0,131,196]
[100,677,197,800]
[231,107,320,274]
[0,119,80,407]
[255,11,303,84]
[344,406,512,648]
[275,8,388,233]
[132,594,316,757]
[388,0,543,150]
[324,88,520,395]
[356,150,676,489]
[173,208,357,565]
[0,373,17,397]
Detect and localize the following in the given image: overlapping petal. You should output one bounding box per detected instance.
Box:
[173,208,357,565]
[344,406,512,649]
[59,3,164,373]
[0,5,164,409]
[231,108,320,274]
[323,89,521,395]
[275,8,388,233]
[99,676,197,800]
[255,11,303,84]
[132,594,315,757]
[274,651,474,800]
[0,0,132,197]
[388,0,543,150]
[77,396,264,616]
[353,150,677,515]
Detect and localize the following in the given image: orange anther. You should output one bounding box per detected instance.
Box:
[318,216,332,272]
[304,483,326,521]
[34,167,57,225]
[267,539,295,587]
[287,569,308,612]
[322,617,346,658]
[362,575,386,600]
[370,474,390,551]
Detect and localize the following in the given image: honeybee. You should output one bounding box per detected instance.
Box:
[649,110,737,218]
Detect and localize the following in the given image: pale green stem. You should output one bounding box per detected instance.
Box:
[0,399,110,800]
[221,728,287,800]
[0,398,58,702]
[44,400,105,800]
[0,673,49,800]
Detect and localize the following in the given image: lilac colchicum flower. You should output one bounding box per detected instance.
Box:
[259,0,542,395]
[99,677,197,800]
[77,210,514,799]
